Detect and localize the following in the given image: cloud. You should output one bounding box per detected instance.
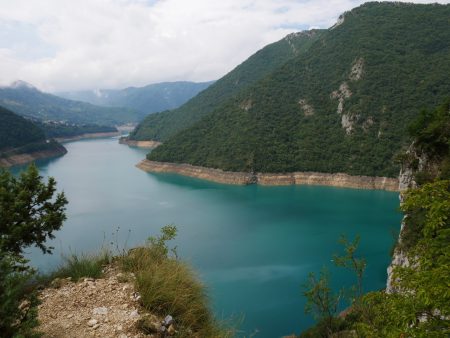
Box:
[0,0,448,91]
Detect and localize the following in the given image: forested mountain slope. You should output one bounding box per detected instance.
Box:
[56,81,213,115]
[0,81,141,126]
[129,29,323,141]
[0,106,66,165]
[149,2,450,178]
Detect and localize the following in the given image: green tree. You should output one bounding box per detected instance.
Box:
[0,163,68,255]
[302,268,342,337]
[333,235,366,305]
[0,164,68,336]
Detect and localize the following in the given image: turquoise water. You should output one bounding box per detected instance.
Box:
[14,137,402,337]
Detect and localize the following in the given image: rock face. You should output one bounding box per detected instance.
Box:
[119,137,162,149]
[137,160,399,191]
[386,145,421,293]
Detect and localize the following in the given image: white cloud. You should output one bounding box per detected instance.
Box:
[0,0,448,92]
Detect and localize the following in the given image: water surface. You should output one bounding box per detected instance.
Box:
[15,137,402,337]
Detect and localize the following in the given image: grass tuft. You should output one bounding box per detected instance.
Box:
[120,226,233,337]
[50,250,111,282]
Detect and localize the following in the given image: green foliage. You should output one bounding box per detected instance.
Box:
[130,30,323,141]
[0,164,68,255]
[0,106,67,161]
[148,3,450,178]
[0,164,67,338]
[333,236,366,303]
[0,106,45,151]
[0,254,41,338]
[35,121,117,139]
[0,83,141,126]
[344,180,450,337]
[301,100,450,336]
[49,251,111,282]
[302,268,342,337]
[121,226,231,337]
[409,99,450,183]
[146,224,178,259]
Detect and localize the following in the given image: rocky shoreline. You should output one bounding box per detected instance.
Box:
[119,137,162,149]
[0,146,67,168]
[56,131,121,143]
[137,160,399,191]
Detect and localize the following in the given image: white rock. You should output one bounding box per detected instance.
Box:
[118,334,128,338]
[87,319,98,327]
[129,309,139,319]
[93,307,108,315]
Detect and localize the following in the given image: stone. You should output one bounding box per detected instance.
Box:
[167,324,176,335]
[137,316,160,334]
[93,307,108,315]
[163,315,173,326]
[118,334,128,338]
[131,292,141,301]
[129,309,139,319]
[87,319,98,327]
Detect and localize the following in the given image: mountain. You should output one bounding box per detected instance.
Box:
[129,29,323,141]
[0,81,141,126]
[32,120,118,140]
[0,106,66,166]
[56,81,213,115]
[147,2,450,178]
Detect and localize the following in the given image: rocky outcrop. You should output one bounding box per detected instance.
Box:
[298,99,315,116]
[119,137,162,149]
[137,160,399,191]
[0,145,67,168]
[386,144,420,293]
[56,131,120,143]
[38,265,174,338]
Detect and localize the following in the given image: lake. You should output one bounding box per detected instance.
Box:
[14,137,402,337]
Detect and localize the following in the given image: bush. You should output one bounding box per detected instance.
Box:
[0,255,40,338]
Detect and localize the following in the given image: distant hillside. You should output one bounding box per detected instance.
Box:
[129,29,323,141]
[0,106,66,166]
[148,2,450,178]
[0,81,141,126]
[33,121,118,140]
[56,81,213,115]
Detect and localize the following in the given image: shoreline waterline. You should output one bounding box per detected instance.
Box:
[137,159,399,191]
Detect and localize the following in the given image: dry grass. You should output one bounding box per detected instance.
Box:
[121,236,232,337]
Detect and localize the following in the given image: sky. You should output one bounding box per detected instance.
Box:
[0,0,448,92]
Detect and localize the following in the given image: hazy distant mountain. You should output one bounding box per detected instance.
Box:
[56,81,213,115]
[0,81,141,126]
[147,2,450,178]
